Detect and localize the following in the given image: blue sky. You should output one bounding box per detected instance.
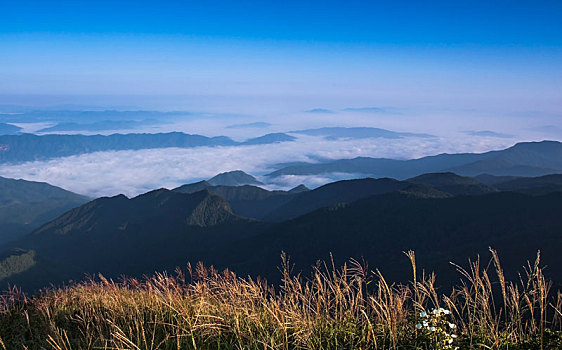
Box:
[2,1,561,45]
[0,0,561,118]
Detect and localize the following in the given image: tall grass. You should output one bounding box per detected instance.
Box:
[1,249,561,349]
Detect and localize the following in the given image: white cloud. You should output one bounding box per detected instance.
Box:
[0,134,518,198]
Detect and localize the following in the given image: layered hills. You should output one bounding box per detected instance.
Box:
[267,140,562,179]
[2,170,562,293]
[0,189,265,291]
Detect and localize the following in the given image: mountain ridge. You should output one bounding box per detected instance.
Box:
[0,132,296,164]
[267,140,562,179]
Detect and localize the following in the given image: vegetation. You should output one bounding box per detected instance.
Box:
[1,249,561,349]
[0,176,88,245]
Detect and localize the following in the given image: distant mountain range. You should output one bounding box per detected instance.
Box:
[36,120,159,133]
[2,170,562,293]
[267,140,562,179]
[0,132,295,163]
[290,127,434,140]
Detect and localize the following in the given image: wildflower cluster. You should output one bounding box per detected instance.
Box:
[415,308,458,349]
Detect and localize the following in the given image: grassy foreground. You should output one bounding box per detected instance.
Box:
[1,249,561,350]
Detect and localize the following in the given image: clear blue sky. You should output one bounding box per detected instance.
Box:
[2,0,561,45]
[0,0,561,114]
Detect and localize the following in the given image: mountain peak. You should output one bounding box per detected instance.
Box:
[33,188,237,237]
[288,184,310,193]
[208,171,263,186]
[187,190,236,226]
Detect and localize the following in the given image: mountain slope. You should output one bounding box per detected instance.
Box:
[0,176,89,244]
[228,191,562,285]
[265,177,411,221]
[492,174,562,195]
[407,172,497,195]
[1,189,266,292]
[3,176,562,293]
[174,183,296,220]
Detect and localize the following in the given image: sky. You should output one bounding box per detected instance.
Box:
[1,1,561,110]
[0,1,561,196]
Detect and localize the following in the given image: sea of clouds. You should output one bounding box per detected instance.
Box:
[0,134,519,198]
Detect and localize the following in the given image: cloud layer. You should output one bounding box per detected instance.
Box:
[0,134,519,198]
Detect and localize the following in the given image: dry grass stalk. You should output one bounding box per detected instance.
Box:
[0,250,560,349]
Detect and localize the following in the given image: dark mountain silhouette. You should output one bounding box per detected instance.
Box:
[227,191,562,286]
[174,182,297,220]
[474,174,520,186]
[3,173,562,293]
[0,189,266,291]
[491,174,562,195]
[267,141,562,179]
[0,176,89,244]
[396,183,451,198]
[265,178,411,222]
[208,170,263,186]
[407,172,497,195]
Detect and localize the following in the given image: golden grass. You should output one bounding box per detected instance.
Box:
[0,249,561,349]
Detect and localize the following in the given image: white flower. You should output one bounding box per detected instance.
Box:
[448,338,454,344]
[449,323,457,329]
[451,334,457,338]
[420,311,427,317]
[443,309,451,315]
[416,323,422,329]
